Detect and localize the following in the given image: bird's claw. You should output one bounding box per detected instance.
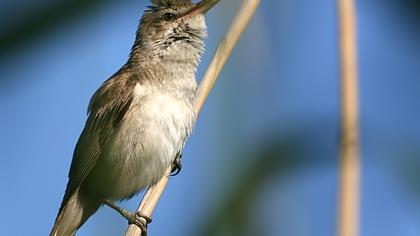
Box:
[128,212,152,236]
[171,153,182,176]
[103,200,151,236]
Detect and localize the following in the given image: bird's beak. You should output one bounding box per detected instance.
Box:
[182,0,220,18]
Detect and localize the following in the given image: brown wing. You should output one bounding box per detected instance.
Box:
[58,70,137,212]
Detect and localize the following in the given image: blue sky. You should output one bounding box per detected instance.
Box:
[0,0,419,235]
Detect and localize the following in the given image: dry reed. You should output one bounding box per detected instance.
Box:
[337,0,360,236]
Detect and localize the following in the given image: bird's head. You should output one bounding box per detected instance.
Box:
[130,0,219,65]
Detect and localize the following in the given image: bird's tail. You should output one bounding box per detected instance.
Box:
[50,187,101,236]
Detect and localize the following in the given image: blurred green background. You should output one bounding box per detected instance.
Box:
[0,0,419,235]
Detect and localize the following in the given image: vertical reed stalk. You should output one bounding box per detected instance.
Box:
[337,0,360,236]
[124,0,260,235]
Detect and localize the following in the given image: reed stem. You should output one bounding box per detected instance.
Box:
[337,0,360,235]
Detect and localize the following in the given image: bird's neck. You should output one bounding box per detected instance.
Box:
[129,46,200,81]
[127,37,204,92]
[128,35,204,71]
[126,42,201,102]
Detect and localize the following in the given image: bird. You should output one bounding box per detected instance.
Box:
[50,0,218,235]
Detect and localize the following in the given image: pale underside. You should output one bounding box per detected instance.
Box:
[84,82,196,200]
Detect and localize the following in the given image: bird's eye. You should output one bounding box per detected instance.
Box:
[163,12,176,21]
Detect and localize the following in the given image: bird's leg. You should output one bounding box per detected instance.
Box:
[103,200,152,236]
[171,152,183,176]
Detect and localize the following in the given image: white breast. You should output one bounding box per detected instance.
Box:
[89,82,196,200]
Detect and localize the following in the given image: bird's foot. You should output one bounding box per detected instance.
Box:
[103,200,152,236]
[129,212,152,236]
[171,153,182,176]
